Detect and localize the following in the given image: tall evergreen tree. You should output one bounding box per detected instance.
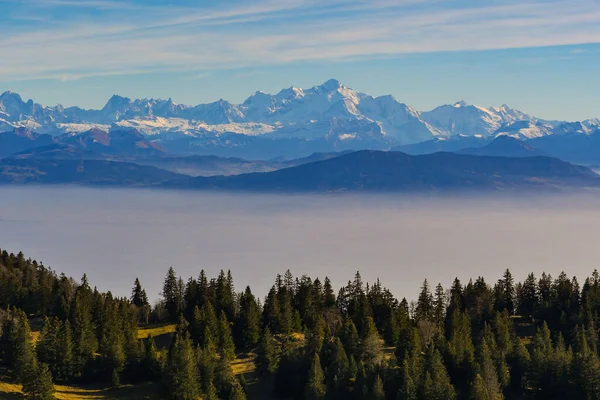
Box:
[21,360,55,400]
[416,280,434,322]
[236,286,261,349]
[131,278,149,308]
[306,353,326,400]
[218,310,236,362]
[163,332,200,400]
[257,327,277,376]
[162,267,181,322]
[372,375,385,400]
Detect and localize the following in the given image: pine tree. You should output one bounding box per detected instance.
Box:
[263,286,280,333]
[22,360,55,400]
[360,316,380,365]
[416,280,434,322]
[477,338,503,400]
[131,278,149,307]
[257,327,277,375]
[236,286,261,349]
[398,359,417,400]
[56,320,74,382]
[469,374,490,400]
[323,277,336,308]
[434,283,446,328]
[218,310,236,362]
[36,317,59,374]
[502,269,515,315]
[306,353,326,400]
[305,316,325,356]
[191,303,218,347]
[163,332,200,400]
[15,313,36,383]
[372,375,385,400]
[162,267,181,322]
[341,318,361,360]
[325,337,349,387]
[229,380,247,400]
[142,335,162,381]
[422,349,456,400]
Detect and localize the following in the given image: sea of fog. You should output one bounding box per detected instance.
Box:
[1,186,600,304]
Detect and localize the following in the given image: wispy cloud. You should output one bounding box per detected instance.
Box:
[1,0,600,81]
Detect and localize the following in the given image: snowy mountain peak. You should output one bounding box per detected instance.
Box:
[453,100,468,108]
[317,78,344,92]
[103,94,131,111]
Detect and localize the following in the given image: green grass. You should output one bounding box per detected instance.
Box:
[0,381,162,399]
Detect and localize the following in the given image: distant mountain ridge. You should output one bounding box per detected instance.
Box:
[2,81,598,159]
[169,150,600,192]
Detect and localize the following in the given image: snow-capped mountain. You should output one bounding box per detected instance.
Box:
[1,80,597,158]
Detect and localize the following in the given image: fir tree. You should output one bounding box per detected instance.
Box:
[229,380,247,400]
[236,286,261,349]
[469,374,490,400]
[257,327,277,375]
[142,335,162,381]
[305,353,326,400]
[131,278,149,307]
[22,360,55,400]
[372,375,385,400]
[218,310,236,362]
[323,277,336,308]
[398,359,417,400]
[162,267,181,322]
[163,332,200,400]
[416,280,434,322]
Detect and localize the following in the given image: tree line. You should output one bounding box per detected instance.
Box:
[2,247,600,399]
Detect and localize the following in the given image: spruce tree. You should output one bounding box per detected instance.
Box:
[372,375,385,400]
[263,286,281,333]
[416,280,434,322]
[469,374,490,400]
[360,316,380,365]
[142,335,162,381]
[325,337,349,387]
[229,380,247,400]
[422,349,456,400]
[236,286,261,349]
[218,310,236,362]
[257,327,277,375]
[22,360,55,400]
[323,277,336,308]
[163,332,200,400]
[162,267,181,322]
[131,278,149,307]
[398,359,417,400]
[305,316,325,356]
[341,318,361,360]
[305,353,326,400]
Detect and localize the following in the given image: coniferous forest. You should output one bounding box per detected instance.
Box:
[2,248,600,399]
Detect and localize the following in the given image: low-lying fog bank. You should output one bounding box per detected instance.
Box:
[1,186,598,303]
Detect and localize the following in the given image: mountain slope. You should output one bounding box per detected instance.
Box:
[527,130,600,164]
[136,151,351,176]
[172,150,598,192]
[0,159,185,185]
[459,136,547,157]
[393,135,491,155]
[0,127,56,157]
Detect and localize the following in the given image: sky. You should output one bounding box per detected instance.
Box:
[0,0,599,121]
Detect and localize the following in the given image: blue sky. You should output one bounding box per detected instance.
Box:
[1,0,599,120]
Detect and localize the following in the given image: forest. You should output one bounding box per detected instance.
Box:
[1,248,600,399]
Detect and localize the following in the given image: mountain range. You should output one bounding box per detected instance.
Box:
[2,80,598,160]
[167,150,599,192]
[1,79,600,193]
